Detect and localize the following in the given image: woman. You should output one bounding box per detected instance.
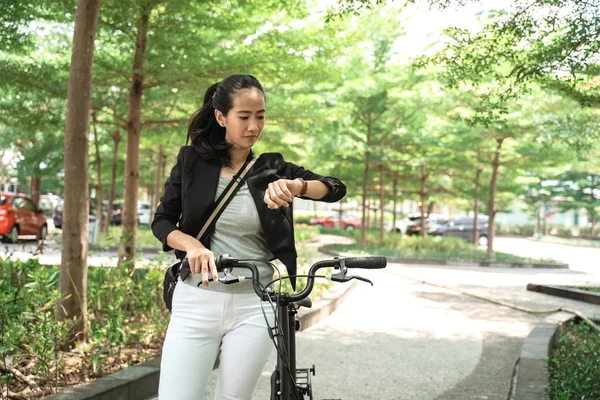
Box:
[152,74,346,399]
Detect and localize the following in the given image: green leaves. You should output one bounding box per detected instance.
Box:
[548,319,600,399]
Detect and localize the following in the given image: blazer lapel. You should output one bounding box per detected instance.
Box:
[183,151,220,232]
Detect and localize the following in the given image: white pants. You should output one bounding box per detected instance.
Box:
[158,279,274,400]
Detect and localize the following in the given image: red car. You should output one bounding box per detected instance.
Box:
[0,193,48,243]
[309,215,361,230]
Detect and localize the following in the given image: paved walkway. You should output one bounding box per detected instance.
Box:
[196,237,600,400]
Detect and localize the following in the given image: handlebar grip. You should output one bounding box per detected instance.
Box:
[344,256,387,269]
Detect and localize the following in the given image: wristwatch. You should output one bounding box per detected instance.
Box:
[296,178,308,197]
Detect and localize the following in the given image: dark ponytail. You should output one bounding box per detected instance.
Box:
[186,74,265,166]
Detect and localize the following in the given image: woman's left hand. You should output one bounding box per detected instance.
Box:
[264,179,302,209]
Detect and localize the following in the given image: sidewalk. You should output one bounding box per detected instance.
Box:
[1,239,176,268]
[190,236,599,400]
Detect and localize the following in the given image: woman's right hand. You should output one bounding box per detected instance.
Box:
[185,243,218,287]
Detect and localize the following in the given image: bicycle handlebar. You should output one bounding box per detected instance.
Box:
[214,255,387,304]
[344,256,387,269]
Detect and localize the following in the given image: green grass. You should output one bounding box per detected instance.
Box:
[533,235,600,248]
[319,228,554,263]
[548,319,600,399]
[294,224,320,243]
[91,225,161,250]
[566,286,600,294]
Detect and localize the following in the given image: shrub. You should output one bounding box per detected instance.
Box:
[548,319,600,399]
[319,227,545,262]
[294,215,313,225]
[294,225,320,242]
[0,258,168,396]
[495,224,535,237]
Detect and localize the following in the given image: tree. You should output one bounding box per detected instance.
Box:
[57,0,101,345]
[548,171,600,237]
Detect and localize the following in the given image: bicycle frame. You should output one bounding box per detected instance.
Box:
[270,295,314,400]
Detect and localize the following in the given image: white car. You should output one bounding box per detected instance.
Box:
[137,202,151,225]
[385,218,409,234]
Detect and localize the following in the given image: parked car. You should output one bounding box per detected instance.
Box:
[138,202,151,225]
[406,214,447,236]
[39,194,60,218]
[309,215,361,230]
[53,200,64,228]
[54,200,108,229]
[111,202,123,225]
[0,192,48,243]
[433,215,489,246]
[385,218,409,234]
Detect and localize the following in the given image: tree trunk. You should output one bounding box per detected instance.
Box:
[360,124,372,248]
[392,176,398,234]
[590,176,597,238]
[487,138,504,259]
[372,200,378,229]
[419,164,427,238]
[365,199,370,230]
[379,163,385,242]
[92,114,103,232]
[535,203,541,236]
[105,129,120,233]
[543,200,548,236]
[148,185,154,220]
[473,149,482,246]
[57,0,100,346]
[151,144,163,223]
[338,197,344,230]
[426,201,435,216]
[30,176,41,207]
[119,3,152,267]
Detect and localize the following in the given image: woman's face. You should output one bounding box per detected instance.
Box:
[216,87,266,151]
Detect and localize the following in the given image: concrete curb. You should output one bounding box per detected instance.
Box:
[508,311,600,400]
[508,312,573,400]
[318,246,569,269]
[44,357,161,400]
[526,284,600,305]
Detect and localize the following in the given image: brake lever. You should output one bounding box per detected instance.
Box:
[218,266,242,284]
[219,275,243,284]
[349,275,373,286]
[331,273,373,286]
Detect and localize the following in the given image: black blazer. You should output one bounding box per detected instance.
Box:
[151,145,346,287]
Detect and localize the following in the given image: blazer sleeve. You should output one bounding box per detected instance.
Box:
[151,147,184,252]
[284,161,346,203]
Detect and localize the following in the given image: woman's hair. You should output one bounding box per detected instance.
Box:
[186,74,265,166]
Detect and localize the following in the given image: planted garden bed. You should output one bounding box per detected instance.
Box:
[548,318,600,399]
